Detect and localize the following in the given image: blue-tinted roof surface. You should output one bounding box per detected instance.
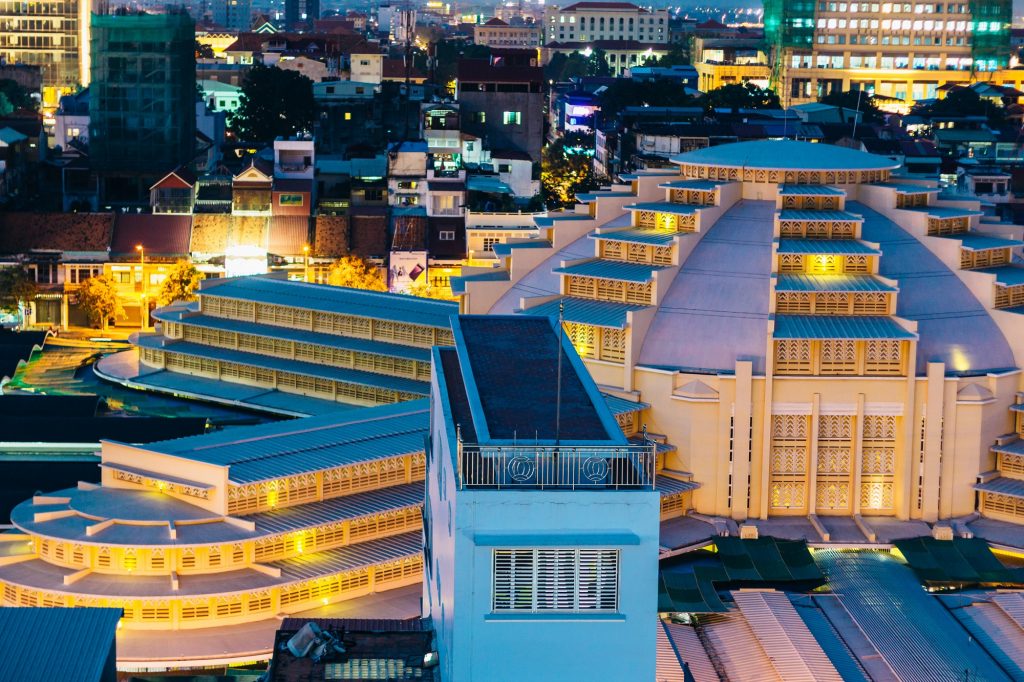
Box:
[939,233,1024,251]
[775,274,897,293]
[453,316,620,443]
[592,228,679,246]
[977,265,1024,287]
[520,296,649,329]
[657,180,727,190]
[779,210,863,222]
[199,275,457,329]
[0,608,122,682]
[871,182,940,194]
[902,206,983,219]
[774,315,916,340]
[777,239,881,256]
[779,185,846,196]
[624,201,701,215]
[672,140,899,171]
[853,200,1016,374]
[553,259,667,282]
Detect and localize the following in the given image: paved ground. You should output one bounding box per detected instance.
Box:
[967,517,1024,549]
[660,516,716,549]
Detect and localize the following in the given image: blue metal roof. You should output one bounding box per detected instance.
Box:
[778,210,863,221]
[553,259,666,282]
[789,596,873,682]
[592,228,679,246]
[777,239,881,256]
[272,532,420,582]
[977,265,1024,286]
[656,475,699,495]
[136,336,430,396]
[576,191,635,202]
[534,214,593,228]
[450,269,510,295]
[519,296,649,329]
[671,140,899,171]
[657,180,726,190]
[491,240,552,258]
[623,201,701,215]
[775,274,897,293]
[773,315,916,340]
[198,276,457,329]
[974,476,1024,498]
[601,392,650,415]
[779,184,845,196]
[902,206,984,219]
[153,310,431,363]
[0,608,122,682]
[939,232,1024,251]
[871,182,940,194]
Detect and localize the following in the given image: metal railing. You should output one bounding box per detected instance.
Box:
[456,442,655,490]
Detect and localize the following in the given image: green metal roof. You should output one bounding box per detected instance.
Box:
[657,179,727,190]
[602,392,650,415]
[779,184,845,196]
[553,259,667,282]
[199,276,457,329]
[775,274,897,293]
[576,191,635,202]
[778,209,863,222]
[671,140,900,172]
[939,232,1024,251]
[592,228,679,246]
[777,239,881,256]
[519,296,649,329]
[978,265,1024,287]
[773,315,916,340]
[623,201,701,215]
[894,537,1024,585]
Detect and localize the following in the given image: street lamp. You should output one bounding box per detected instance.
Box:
[303,244,310,283]
[135,244,148,331]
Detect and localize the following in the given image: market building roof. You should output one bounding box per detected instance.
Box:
[671,140,900,172]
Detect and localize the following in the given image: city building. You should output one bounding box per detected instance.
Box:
[473,18,542,49]
[425,314,661,681]
[454,138,1024,527]
[284,0,319,29]
[89,10,197,203]
[212,0,252,32]
[763,0,1015,108]
[456,55,544,163]
[0,0,102,109]
[198,79,242,114]
[542,1,670,75]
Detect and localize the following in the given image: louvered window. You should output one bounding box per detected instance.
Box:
[492,548,618,613]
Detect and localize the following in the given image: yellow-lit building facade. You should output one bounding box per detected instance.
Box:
[455,139,1024,527]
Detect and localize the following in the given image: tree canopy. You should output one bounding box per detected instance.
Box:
[0,79,36,115]
[917,87,1005,128]
[819,90,885,124]
[545,49,611,82]
[156,261,204,306]
[230,65,318,143]
[327,255,388,291]
[405,280,454,300]
[0,267,38,326]
[76,274,124,330]
[431,40,491,91]
[598,78,700,121]
[705,83,781,114]
[541,139,603,208]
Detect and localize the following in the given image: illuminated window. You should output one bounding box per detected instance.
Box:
[502,111,522,125]
[279,194,304,206]
[344,112,351,120]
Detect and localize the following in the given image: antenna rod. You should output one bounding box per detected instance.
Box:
[555,300,564,446]
[851,87,863,142]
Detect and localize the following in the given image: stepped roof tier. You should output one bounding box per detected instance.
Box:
[670,139,901,173]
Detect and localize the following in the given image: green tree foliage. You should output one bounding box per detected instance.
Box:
[598,79,700,121]
[76,274,124,330]
[0,79,36,115]
[545,50,611,82]
[405,280,454,300]
[327,255,388,291]
[230,65,317,143]
[705,83,781,114]
[645,43,690,67]
[194,39,214,59]
[818,90,885,124]
[541,140,603,208]
[156,261,204,306]
[0,266,38,326]
[919,87,1005,128]
[432,40,491,91]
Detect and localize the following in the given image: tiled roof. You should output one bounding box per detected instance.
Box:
[314,215,349,257]
[773,315,916,340]
[0,212,113,254]
[553,258,666,282]
[267,216,310,255]
[111,214,192,257]
[520,296,649,329]
[190,215,269,253]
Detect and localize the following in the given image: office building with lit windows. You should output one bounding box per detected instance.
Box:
[542,1,670,76]
[761,0,1013,108]
[454,138,1024,528]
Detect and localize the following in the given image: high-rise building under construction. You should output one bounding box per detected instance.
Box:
[762,0,1012,108]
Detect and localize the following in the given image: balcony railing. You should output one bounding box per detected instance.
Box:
[456,442,655,490]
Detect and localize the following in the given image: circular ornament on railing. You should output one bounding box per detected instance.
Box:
[582,456,609,482]
[507,455,536,482]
